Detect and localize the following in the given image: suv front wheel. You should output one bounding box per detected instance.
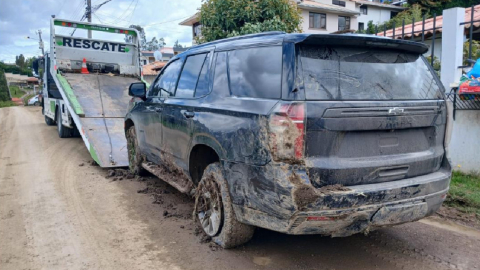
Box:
[126,126,146,175]
[195,162,255,248]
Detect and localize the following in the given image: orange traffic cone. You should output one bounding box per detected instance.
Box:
[81,58,89,74]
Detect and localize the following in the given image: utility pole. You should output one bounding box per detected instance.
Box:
[87,0,92,38]
[37,30,45,56]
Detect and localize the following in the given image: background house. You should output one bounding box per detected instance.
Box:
[354,0,406,31]
[141,46,190,83]
[142,61,167,85]
[180,0,404,43]
[378,5,480,61]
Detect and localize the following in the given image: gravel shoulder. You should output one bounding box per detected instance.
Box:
[1,106,479,270]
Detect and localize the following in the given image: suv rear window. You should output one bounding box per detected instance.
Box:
[299,45,443,100]
[228,46,282,99]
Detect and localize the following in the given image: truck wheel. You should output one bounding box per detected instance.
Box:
[194,162,255,248]
[126,126,146,175]
[56,109,72,138]
[34,101,40,106]
[45,115,55,126]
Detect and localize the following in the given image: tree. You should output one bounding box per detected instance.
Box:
[368,4,424,33]
[145,37,166,51]
[407,0,451,13]
[431,0,478,15]
[15,54,26,69]
[158,37,166,48]
[125,25,147,50]
[173,40,183,49]
[198,0,302,43]
[0,69,10,101]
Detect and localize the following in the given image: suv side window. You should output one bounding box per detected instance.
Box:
[151,59,183,97]
[175,53,207,98]
[194,53,211,97]
[211,52,229,97]
[228,46,282,99]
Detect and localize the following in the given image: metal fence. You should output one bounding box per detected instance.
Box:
[375,13,443,68]
[376,6,479,116]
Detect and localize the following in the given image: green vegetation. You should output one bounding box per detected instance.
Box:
[0,69,11,101]
[0,100,17,108]
[446,171,480,218]
[198,0,302,43]
[464,40,480,65]
[23,93,36,106]
[9,85,26,98]
[359,4,423,34]
[0,61,33,77]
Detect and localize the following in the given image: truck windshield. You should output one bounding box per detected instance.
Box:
[299,45,444,100]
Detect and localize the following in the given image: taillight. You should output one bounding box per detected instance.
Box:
[268,102,305,162]
[444,100,453,150]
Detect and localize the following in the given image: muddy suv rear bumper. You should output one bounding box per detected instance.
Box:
[225,159,451,237]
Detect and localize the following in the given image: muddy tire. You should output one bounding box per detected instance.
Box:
[126,126,147,176]
[195,162,255,249]
[45,115,55,126]
[56,109,72,138]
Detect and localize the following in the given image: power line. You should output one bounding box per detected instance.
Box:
[110,0,135,25]
[142,15,192,27]
[126,0,139,25]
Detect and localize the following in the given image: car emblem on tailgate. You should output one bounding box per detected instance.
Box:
[388,107,405,115]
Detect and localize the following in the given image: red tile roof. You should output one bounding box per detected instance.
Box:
[378,5,480,39]
[142,61,167,76]
[27,77,38,82]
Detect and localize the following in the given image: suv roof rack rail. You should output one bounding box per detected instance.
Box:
[188,31,286,50]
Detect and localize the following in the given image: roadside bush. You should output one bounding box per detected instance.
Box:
[0,69,11,102]
[0,100,17,108]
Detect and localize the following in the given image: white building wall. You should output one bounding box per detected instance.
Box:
[356,6,397,25]
[300,9,358,34]
[423,38,443,61]
[312,0,355,10]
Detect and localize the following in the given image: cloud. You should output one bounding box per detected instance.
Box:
[0,0,201,62]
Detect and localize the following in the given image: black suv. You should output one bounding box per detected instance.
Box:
[125,32,452,248]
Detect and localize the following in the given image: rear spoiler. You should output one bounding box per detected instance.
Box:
[290,34,429,55]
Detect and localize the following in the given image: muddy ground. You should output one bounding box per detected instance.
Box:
[1,106,480,270]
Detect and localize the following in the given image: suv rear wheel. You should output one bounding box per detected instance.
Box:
[126,126,146,175]
[195,162,255,248]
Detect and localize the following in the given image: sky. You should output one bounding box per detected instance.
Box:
[0,0,201,63]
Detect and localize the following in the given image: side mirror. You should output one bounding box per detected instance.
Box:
[129,82,146,98]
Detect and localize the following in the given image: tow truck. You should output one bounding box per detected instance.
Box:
[40,18,143,167]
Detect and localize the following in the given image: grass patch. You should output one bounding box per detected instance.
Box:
[23,93,36,106]
[445,171,480,217]
[0,100,18,108]
[9,85,26,98]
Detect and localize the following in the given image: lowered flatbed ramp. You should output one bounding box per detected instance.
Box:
[61,73,139,167]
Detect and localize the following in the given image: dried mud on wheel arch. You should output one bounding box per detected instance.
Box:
[63,73,140,167]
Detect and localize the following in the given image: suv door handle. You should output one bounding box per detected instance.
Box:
[155,107,163,113]
[183,111,195,118]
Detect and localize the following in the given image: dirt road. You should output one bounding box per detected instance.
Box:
[1,106,480,270]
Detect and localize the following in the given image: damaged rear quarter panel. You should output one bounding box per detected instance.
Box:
[191,97,278,165]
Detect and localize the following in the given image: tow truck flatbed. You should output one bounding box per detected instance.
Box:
[41,19,142,167]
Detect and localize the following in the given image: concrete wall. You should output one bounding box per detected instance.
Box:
[300,9,358,33]
[439,7,479,173]
[449,111,480,173]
